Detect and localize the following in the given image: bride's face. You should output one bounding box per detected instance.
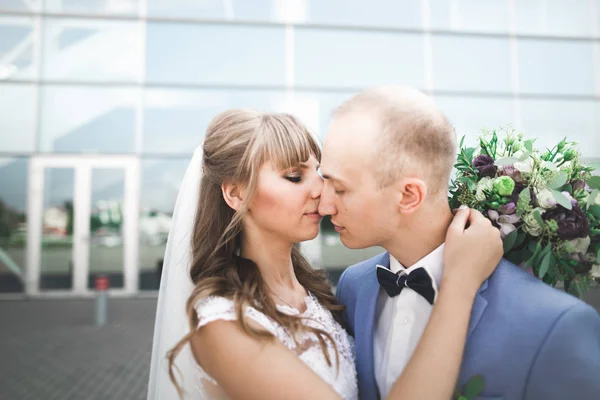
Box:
[245,154,323,243]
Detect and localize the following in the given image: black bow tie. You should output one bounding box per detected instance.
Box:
[376,265,436,305]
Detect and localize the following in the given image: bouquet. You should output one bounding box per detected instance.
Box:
[449,127,600,297]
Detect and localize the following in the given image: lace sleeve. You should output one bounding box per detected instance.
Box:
[194,296,278,335]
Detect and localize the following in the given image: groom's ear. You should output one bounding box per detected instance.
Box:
[397,178,427,214]
[221,182,245,211]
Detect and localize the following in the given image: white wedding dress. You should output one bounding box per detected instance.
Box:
[192,293,358,400]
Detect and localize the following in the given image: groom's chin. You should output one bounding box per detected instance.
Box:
[339,235,370,250]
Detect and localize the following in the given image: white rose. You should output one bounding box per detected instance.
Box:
[475,177,494,201]
[535,188,557,209]
[569,236,591,254]
[523,210,543,237]
[514,158,534,174]
[591,264,600,278]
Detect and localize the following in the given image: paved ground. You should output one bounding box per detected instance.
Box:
[0,298,156,400]
[0,287,599,400]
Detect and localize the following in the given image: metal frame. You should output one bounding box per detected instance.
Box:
[26,154,140,296]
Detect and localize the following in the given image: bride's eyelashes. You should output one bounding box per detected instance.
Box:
[285,175,302,183]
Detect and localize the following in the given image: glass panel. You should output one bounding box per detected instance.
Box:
[147,0,270,19]
[294,28,425,88]
[88,168,124,289]
[143,89,287,154]
[306,0,422,28]
[42,18,143,82]
[518,39,595,96]
[39,86,137,153]
[146,23,286,86]
[430,0,509,33]
[139,158,190,290]
[432,35,511,93]
[40,167,74,290]
[0,84,36,152]
[0,16,38,81]
[284,91,356,139]
[45,0,139,15]
[0,0,41,12]
[0,157,27,293]
[520,99,600,159]
[515,0,594,37]
[434,96,515,146]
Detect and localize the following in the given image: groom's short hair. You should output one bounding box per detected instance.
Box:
[333,85,457,195]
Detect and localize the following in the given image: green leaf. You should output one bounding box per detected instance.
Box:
[463,375,485,398]
[539,251,552,279]
[533,209,545,229]
[459,135,466,149]
[597,248,600,264]
[524,139,535,153]
[551,190,573,210]
[587,176,600,190]
[588,205,600,218]
[519,188,531,206]
[548,172,569,190]
[494,157,518,166]
[503,229,519,254]
[514,231,527,249]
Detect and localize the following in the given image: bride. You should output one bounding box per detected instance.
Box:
[147,109,503,399]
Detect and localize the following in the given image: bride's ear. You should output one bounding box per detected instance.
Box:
[221,182,244,211]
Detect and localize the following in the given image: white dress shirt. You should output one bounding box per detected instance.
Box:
[374,244,444,398]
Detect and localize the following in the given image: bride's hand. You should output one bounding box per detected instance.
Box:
[443,206,503,297]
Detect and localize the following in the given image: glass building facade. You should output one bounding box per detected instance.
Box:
[1,0,599,295]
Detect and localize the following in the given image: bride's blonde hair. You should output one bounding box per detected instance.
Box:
[167,109,344,397]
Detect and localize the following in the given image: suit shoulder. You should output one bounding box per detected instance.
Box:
[489,259,590,315]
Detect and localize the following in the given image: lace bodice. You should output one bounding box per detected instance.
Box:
[192,293,358,400]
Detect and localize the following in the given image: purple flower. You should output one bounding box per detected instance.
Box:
[499,165,523,182]
[499,202,516,215]
[473,155,497,178]
[542,204,590,240]
[488,209,520,238]
[572,179,588,191]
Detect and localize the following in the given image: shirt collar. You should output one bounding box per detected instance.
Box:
[389,243,445,291]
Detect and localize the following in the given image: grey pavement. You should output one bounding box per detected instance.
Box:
[0,298,157,400]
[0,287,599,400]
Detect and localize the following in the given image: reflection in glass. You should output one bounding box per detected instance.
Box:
[284,92,356,138]
[514,0,593,37]
[0,157,27,293]
[435,96,515,145]
[146,23,286,86]
[0,84,36,152]
[294,28,425,88]
[521,99,600,159]
[40,168,74,290]
[0,0,41,12]
[307,0,421,28]
[88,168,125,289]
[142,89,287,154]
[45,0,139,15]
[0,16,38,81]
[39,86,137,153]
[432,35,511,93]
[518,39,595,96]
[42,18,142,82]
[139,158,190,290]
[430,0,508,33]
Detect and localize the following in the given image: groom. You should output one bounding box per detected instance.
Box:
[319,86,600,400]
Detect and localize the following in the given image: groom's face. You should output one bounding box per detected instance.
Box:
[319,112,402,249]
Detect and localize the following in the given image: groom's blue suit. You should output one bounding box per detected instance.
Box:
[337,252,600,400]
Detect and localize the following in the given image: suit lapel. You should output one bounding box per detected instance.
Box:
[467,280,489,339]
[355,252,389,400]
